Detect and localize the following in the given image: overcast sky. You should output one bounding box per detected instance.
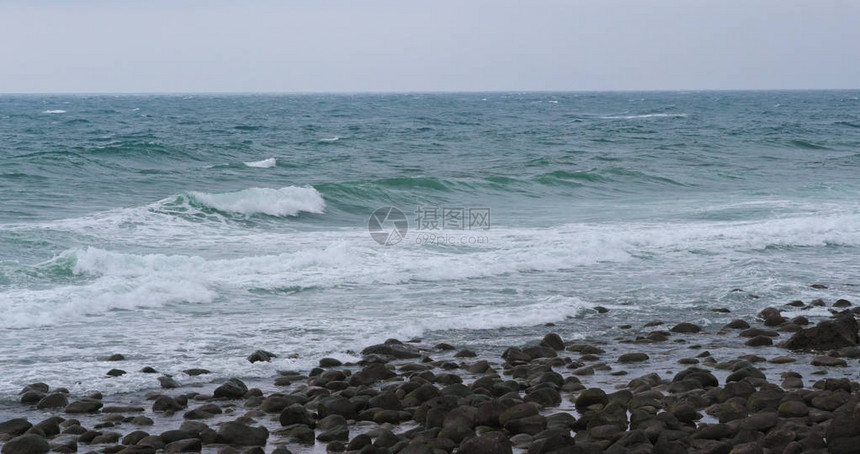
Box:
[1,0,858,93]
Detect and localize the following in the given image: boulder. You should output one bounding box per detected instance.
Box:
[782,314,858,350]
[213,378,248,399]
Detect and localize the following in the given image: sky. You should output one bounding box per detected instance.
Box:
[1,0,858,93]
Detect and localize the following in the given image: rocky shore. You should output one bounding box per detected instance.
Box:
[1,296,859,454]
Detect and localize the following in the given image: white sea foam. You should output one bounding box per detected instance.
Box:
[600,113,687,119]
[187,186,325,217]
[243,157,277,168]
[319,136,339,142]
[42,109,67,114]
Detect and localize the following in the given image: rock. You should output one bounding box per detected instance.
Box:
[35,392,68,409]
[739,328,778,338]
[103,405,144,413]
[777,401,809,417]
[140,366,158,373]
[782,314,859,350]
[0,419,32,437]
[158,376,180,389]
[317,396,357,419]
[834,299,853,308]
[361,343,421,359]
[64,399,102,414]
[106,368,126,377]
[279,404,314,427]
[594,306,609,313]
[454,349,477,358]
[214,378,248,399]
[671,322,702,333]
[217,421,268,446]
[575,388,608,409]
[316,425,349,442]
[19,391,44,405]
[1,434,49,454]
[247,350,277,363]
[458,431,512,454]
[107,353,125,361]
[165,438,202,452]
[48,434,77,453]
[182,368,210,376]
[811,355,847,366]
[349,363,395,385]
[618,352,650,363]
[745,336,773,347]
[319,357,342,367]
[524,388,561,407]
[726,366,766,383]
[724,319,751,329]
[673,367,719,387]
[152,395,183,412]
[540,333,565,350]
[20,383,49,394]
[184,404,222,419]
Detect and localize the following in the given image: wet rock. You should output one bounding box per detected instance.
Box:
[184,404,222,419]
[214,378,248,399]
[777,400,809,417]
[540,333,564,351]
[618,352,649,363]
[183,368,210,376]
[317,396,357,419]
[64,399,103,414]
[673,367,719,388]
[594,306,610,313]
[811,355,847,366]
[671,322,702,333]
[316,425,349,442]
[834,299,853,308]
[745,336,773,347]
[782,314,859,350]
[1,434,49,454]
[361,343,421,359]
[247,350,276,363]
[19,391,44,405]
[279,404,314,427]
[165,438,202,452]
[158,376,180,389]
[48,434,77,453]
[106,353,125,361]
[35,393,68,409]
[217,421,268,446]
[0,419,32,437]
[457,431,512,454]
[107,369,126,377]
[724,319,750,329]
[454,349,477,358]
[140,366,158,373]
[152,395,183,413]
[575,388,608,409]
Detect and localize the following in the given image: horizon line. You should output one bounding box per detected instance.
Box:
[1,88,858,96]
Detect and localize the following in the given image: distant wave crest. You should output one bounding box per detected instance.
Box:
[243,157,277,168]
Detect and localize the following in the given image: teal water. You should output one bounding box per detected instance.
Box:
[1,91,859,396]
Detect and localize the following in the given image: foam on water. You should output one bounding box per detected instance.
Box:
[187,186,325,217]
[243,157,276,168]
[41,109,67,114]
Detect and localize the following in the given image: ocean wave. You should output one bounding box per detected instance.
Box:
[186,186,325,217]
[243,157,277,168]
[42,110,66,114]
[319,136,340,142]
[2,210,859,328]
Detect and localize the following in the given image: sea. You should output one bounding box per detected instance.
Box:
[0,91,858,400]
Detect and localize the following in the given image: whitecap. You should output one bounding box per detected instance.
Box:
[243,157,276,168]
[42,110,66,114]
[187,186,325,217]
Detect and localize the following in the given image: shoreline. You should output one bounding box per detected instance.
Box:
[1,297,858,454]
